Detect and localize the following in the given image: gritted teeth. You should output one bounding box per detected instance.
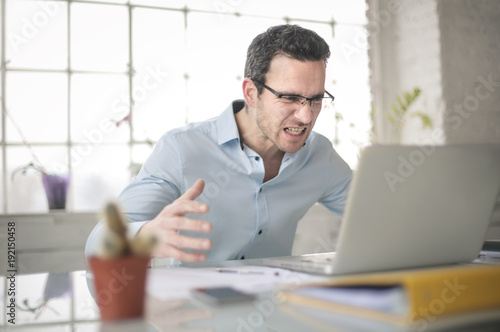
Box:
[284,127,305,135]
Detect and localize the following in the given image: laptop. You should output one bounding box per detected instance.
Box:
[264,144,500,275]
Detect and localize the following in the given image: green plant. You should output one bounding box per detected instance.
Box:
[385,88,433,143]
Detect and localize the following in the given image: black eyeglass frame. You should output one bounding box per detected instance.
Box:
[250,77,334,109]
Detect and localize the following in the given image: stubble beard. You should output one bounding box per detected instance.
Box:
[255,107,305,154]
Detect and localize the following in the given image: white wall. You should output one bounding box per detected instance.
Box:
[368,0,445,144]
[369,0,500,145]
[362,0,500,242]
[439,0,500,143]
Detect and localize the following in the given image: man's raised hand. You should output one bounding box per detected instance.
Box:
[138,179,212,262]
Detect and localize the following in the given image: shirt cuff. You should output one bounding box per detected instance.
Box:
[127,220,148,238]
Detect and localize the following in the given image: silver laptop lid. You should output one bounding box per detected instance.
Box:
[333,144,500,275]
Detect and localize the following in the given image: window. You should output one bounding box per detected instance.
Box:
[0,0,370,213]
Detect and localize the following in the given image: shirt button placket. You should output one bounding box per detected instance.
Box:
[255,184,268,244]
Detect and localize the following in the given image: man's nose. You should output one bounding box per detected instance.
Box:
[294,100,313,124]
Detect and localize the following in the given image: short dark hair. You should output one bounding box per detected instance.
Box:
[244,24,330,94]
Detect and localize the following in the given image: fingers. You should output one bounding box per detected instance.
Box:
[180,178,205,202]
[148,228,212,263]
[144,215,212,262]
[168,216,212,233]
[141,178,212,263]
[155,243,209,263]
[167,199,209,217]
[152,225,212,262]
[169,232,212,251]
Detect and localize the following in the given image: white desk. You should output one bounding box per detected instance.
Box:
[2,257,500,332]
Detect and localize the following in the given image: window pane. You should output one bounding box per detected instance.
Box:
[0,149,4,214]
[187,0,361,23]
[16,273,71,325]
[71,73,129,143]
[131,143,154,178]
[72,145,129,211]
[330,24,370,79]
[0,0,2,70]
[133,7,185,77]
[186,13,284,79]
[330,24,371,144]
[0,1,371,214]
[71,3,128,72]
[187,77,242,123]
[79,0,128,3]
[133,73,187,142]
[330,0,368,25]
[130,0,186,8]
[6,72,67,143]
[6,0,68,70]
[0,73,3,143]
[7,146,68,213]
[132,7,187,142]
[73,272,99,320]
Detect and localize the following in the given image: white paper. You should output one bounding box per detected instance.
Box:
[146,265,328,301]
[295,285,408,314]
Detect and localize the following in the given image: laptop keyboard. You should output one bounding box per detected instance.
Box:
[299,252,337,263]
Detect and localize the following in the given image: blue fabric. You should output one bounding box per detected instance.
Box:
[85,100,351,263]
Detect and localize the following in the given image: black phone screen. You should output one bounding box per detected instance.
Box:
[191,287,256,305]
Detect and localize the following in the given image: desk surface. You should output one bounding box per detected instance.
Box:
[2,257,500,332]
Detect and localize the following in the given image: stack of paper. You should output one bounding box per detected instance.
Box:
[280,264,500,330]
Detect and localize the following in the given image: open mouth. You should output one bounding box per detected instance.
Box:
[284,127,306,136]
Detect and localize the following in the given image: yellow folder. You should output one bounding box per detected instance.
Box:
[279,264,500,328]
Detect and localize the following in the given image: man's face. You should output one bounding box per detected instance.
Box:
[254,55,327,154]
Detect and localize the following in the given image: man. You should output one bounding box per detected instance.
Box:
[85,24,352,264]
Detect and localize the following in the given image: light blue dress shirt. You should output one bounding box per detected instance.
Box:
[85,100,352,262]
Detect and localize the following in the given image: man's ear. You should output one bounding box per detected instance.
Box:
[242,78,257,108]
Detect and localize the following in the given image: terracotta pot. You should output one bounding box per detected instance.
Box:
[88,255,150,321]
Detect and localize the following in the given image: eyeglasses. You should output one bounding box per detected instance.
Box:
[250,77,334,112]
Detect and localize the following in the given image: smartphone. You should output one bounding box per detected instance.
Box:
[191,287,256,305]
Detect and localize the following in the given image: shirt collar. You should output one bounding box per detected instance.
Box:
[216,100,245,146]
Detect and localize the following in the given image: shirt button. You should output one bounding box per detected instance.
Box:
[255,156,260,161]
[241,256,245,260]
[258,229,262,235]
